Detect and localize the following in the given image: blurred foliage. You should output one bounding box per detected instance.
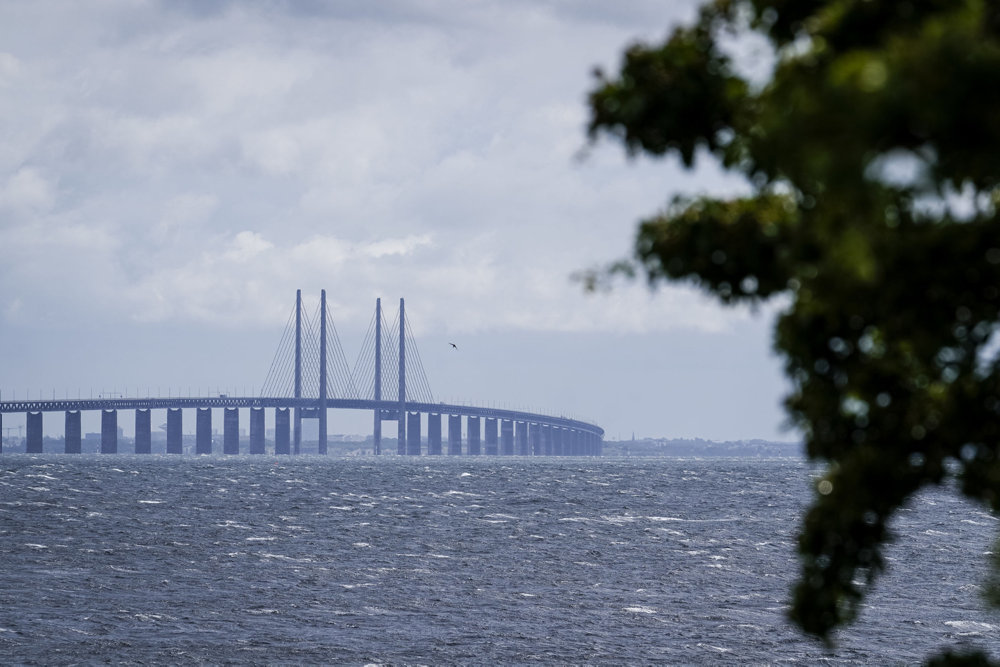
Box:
[588,0,1000,661]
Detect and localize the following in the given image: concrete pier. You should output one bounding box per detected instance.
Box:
[196,408,212,455]
[484,418,498,456]
[65,410,81,454]
[135,409,151,454]
[318,409,328,455]
[467,416,481,455]
[167,408,182,454]
[427,413,442,455]
[26,411,43,453]
[529,423,541,456]
[516,421,529,456]
[275,408,290,455]
[293,407,301,455]
[500,419,514,456]
[406,411,421,455]
[224,408,239,455]
[250,407,265,454]
[101,409,117,454]
[542,424,552,456]
[448,415,462,455]
[553,428,563,456]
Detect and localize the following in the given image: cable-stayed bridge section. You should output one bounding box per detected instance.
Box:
[0,291,604,456]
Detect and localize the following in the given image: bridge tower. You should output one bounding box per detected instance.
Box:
[397,297,406,455]
[294,288,302,454]
[318,289,328,455]
[263,291,434,455]
[373,297,382,455]
[366,296,426,454]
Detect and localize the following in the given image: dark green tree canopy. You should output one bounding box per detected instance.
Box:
[588,0,1000,658]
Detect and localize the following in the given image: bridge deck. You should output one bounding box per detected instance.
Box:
[0,397,604,436]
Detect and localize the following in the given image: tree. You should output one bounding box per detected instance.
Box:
[586,0,1000,662]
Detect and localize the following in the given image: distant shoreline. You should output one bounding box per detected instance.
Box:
[603,438,804,459]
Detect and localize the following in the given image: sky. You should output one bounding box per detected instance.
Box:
[0,0,794,443]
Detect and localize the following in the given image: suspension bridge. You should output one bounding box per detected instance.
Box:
[0,291,604,456]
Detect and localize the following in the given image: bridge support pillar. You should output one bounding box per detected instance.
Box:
[275,408,290,455]
[167,408,182,454]
[467,416,480,455]
[135,409,151,454]
[448,415,462,455]
[224,408,239,455]
[293,408,301,455]
[500,419,513,456]
[427,413,442,455]
[541,425,552,455]
[318,408,327,455]
[196,408,212,455]
[406,412,421,455]
[250,408,265,454]
[397,413,406,456]
[516,421,528,456]
[101,410,117,454]
[26,411,43,453]
[485,418,498,456]
[65,411,81,454]
[529,423,540,456]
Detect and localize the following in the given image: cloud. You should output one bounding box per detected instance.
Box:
[0,51,20,82]
[0,0,748,336]
[0,167,55,213]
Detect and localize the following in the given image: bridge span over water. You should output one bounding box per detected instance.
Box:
[0,291,604,456]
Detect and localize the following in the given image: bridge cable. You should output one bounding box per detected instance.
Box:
[273,305,299,398]
[325,306,358,399]
[260,303,297,398]
[299,303,321,398]
[403,315,435,403]
[382,308,400,401]
[350,309,378,400]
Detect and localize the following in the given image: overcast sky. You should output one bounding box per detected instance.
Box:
[0,0,793,443]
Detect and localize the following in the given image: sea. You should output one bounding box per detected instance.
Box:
[1,455,998,665]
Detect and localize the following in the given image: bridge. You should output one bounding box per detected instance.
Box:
[0,291,604,456]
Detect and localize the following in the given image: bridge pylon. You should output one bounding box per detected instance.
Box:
[357,296,434,454]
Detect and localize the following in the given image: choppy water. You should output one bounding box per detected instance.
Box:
[0,456,998,664]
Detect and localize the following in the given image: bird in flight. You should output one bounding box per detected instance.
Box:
[449,342,458,350]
